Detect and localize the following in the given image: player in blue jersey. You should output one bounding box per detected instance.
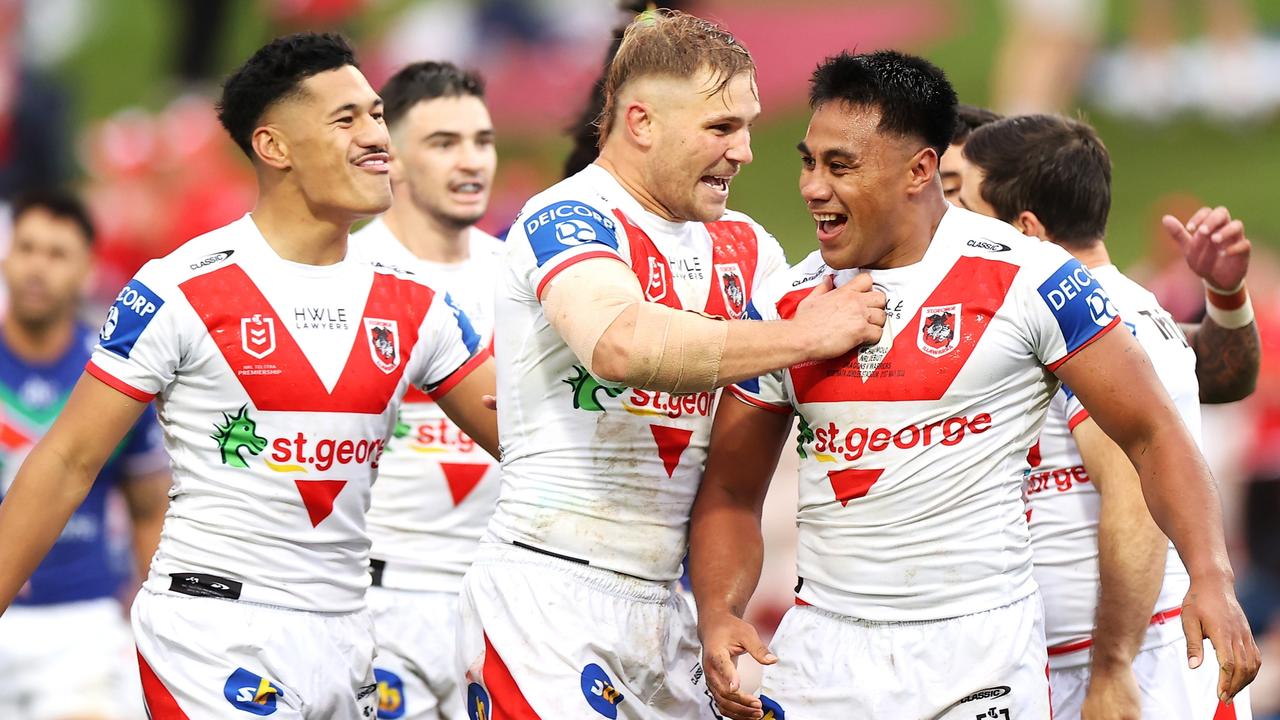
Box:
[0,189,170,720]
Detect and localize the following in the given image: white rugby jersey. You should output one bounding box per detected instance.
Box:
[349,219,501,592]
[487,163,787,582]
[732,206,1122,622]
[87,214,487,612]
[1027,264,1198,668]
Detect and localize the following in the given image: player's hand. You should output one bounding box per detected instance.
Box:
[793,272,887,360]
[1162,206,1251,292]
[1081,665,1142,720]
[699,610,777,720]
[1181,574,1261,703]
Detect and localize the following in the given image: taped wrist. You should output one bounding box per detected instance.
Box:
[626,303,727,394]
[1204,281,1254,329]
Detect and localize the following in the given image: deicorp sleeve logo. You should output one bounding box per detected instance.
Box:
[1036,259,1116,351]
[99,279,164,359]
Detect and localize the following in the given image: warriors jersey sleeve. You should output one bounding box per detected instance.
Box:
[407,290,487,400]
[514,196,627,300]
[1015,247,1121,370]
[87,262,188,401]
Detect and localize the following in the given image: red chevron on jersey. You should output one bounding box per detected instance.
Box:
[440,462,488,506]
[614,210,682,309]
[294,479,347,527]
[649,424,694,479]
[180,265,433,413]
[828,468,885,506]
[705,220,761,319]
[782,256,1020,403]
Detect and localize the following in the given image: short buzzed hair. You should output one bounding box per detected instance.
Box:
[809,50,958,158]
[598,10,754,146]
[217,32,357,157]
[380,61,486,130]
[963,114,1111,248]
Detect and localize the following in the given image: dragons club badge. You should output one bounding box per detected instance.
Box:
[917,303,961,357]
[715,263,747,319]
[364,318,400,373]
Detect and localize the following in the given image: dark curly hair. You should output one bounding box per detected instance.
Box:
[217,32,358,158]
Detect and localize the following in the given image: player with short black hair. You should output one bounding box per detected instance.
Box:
[691,51,1257,719]
[11,188,97,246]
[940,103,1002,202]
[960,113,1260,719]
[0,32,498,720]
[348,59,501,720]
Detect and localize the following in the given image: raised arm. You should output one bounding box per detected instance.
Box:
[689,396,792,720]
[1163,206,1259,403]
[541,258,885,393]
[0,373,147,613]
[1071,416,1168,720]
[1053,327,1260,702]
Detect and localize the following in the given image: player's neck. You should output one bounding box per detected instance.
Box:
[870,194,948,270]
[594,154,680,223]
[1068,240,1110,269]
[382,203,471,265]
[1,315,75,364]
[249,198,351,266]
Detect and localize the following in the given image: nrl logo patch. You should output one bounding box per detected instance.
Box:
[917,303,961,357]
[365,318,400,373]
[241,314,276,359]
[715,262,747,318]
[645,256,668,302]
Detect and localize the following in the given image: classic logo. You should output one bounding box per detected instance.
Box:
[966,238,1011,252]
[241,314,276,360]
[959,686,1011,703]
[580,664,625,719]
[212,405,268,469]
[645,256,668,302]
[190,249,235,271]
[715,262,747,318]
[365,318,400,374]
[917,303,961,357]
[223,668,282,716]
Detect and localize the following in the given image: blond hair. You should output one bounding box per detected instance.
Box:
[597,10,754,147]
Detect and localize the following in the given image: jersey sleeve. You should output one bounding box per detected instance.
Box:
[726,294,793,415]
[514,198,628,300]
[1051,384,1089,432]
[119,404,171,478]
[1017,247,1121,371]
[412,291,489,400]
[86,264,184,402]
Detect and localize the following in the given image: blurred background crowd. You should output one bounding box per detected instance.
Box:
[0,0,1277,714]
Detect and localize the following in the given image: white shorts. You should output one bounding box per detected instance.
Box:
[1050,638,1253,719]
[0,597,144,720]
[132,588,379,719]
[368,585,464,720]
[457,542,719,719]
[760,594,1051,718]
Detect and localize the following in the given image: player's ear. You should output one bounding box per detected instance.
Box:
[1012,210,1048,241]
[906,146,939,196]
[624,100,655,149]
[252,125,291,171]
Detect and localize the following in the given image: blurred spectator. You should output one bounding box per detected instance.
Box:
[0,0,71,200]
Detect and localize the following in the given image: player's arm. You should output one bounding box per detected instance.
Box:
[120,468,170,580]
[542,258,885,394]
[0,373,146,613]
[689,396,791,720]
[1053,327,1260,702]
[1073,415,1166,720]
[434,356,499,460]
[1163,206,1259,404]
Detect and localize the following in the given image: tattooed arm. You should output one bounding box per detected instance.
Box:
[1162,206,1259,404]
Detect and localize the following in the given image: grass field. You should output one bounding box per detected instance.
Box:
[55,0,1280,266]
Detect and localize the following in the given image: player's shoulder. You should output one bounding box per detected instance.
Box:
[468,227,506,260]
[132,216,255,292]
[712,209,784,252]
[1092,265,1159,308]
[940,205,1080,282]
[513,166,618,237]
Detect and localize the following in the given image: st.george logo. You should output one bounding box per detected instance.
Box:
[580,663,625,719]
[365,318,400,373]
[918,303,961,357]
[223,668,283,716]
[241,314,276,360]
[212,405,268,469]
